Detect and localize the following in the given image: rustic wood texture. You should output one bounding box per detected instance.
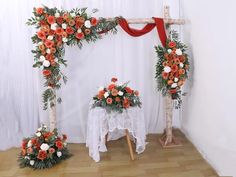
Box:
[0,130,220,177]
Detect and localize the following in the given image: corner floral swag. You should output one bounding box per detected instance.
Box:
[27,6,118,110]
[92,77,142,113]
[18,125,71,169]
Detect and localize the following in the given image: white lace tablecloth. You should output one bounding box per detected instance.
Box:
[86,107,146,162]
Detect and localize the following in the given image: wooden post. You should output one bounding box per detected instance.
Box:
[159,6,182,148]
[49,88,56,131]
[125,129,135,160]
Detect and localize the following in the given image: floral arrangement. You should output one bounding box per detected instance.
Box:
[18,125,71,169]
[92,78,141,113]
[27,6,118,110]
[155,31,189,108]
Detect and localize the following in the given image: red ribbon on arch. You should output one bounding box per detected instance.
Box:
[118,17,167,47]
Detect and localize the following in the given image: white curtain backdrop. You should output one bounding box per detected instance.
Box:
[0,0,180,150]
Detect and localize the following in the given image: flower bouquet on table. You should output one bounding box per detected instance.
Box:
[92,77,142,113]
[155,31,189,108]
[18,125,71,169]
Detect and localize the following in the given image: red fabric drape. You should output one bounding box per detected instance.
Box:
[118,17,167,47]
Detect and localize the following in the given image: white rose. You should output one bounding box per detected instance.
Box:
[40,143,50,151]
[24,156,30,160]
[174,78,179,82]
[70,12,76,17]
[77,28,82,33]
[43,60,50,67]
[104,92,109,98]
[171,83,178,88]
[39,56,46,62]
[118,91,123,96]
[37,127,42,131]
[62,37,68,43]
[167,49,172,54]
[36,132,41,137]
[179,63,184,68]
[164,66,171,73]
[63,142,67,146]
[62,23,67,29]
[30,160,35,166]
[55,12,60,18]
[46,49,51,54]
[27,140,32,147]
[57,151,62,157]
[38,41,43,46]
[47,35,53,40]
[51,23,57,30]
[84,20,91,28]
[176,49,182,56]
[98,86,104,91]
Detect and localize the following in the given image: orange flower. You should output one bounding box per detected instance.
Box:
[27,147,33,154]
[43,70,51,76]
[56,141,63,149]
[174,58,180,64]
[39,44,45,51]
[56,17,64,25]
[111,89,118,96]
[111,77,118,82]
[178,69,185,75]
[169,89,177,94]
[51,48,56,53]
[162,72,169,80]
[69,20,75,26]
[168,41,176,48]
[36,7,44,15]
[163,61,168,67]
[41,25,50,33]
[49,148,55,154]
[62,31,68,38]
[91,17,98,26]
[75,32,84,40]
[134,90,139,96]
[75,17,85,24]
[62,134,67,140]
[21,149,26,156]
[123,98,130,108]
[115,97,121,102]
[106,97,113,104]
[66,27,74,35]
[37,150,47,160]
[167,80,174,85]
[84,29,91,35]
[179,55,186,62]
[169,74,174,80]
[108,84,115,91]
[55,28,64,36]
[45,40,54,48]
[47,16,55,24]
[171,64,178,73]
[37,31,46,40]
[63,13,69,20]
[178,80,184,86]
[125,87,133,94]
[21,140,27,149]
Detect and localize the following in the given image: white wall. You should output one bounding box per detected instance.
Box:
[180,0,236,176]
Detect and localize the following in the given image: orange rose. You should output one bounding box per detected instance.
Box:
[84,29,91,35]
[169,89,177,94]
[162,72,169,80]
[168,41,176,48]
[55,28,64,36]
[43,70,51,76]
[108,84,115,91]
[56,17,64,25]
[21,149,26,156]
[111,77,118,82]
[91,17,98,26]
[134,90,139,96]
[115,97,121,102]
[45,40,54,48]
[47,16,56,24]
[178,80,184,86]
[125,87,133,94]
[75,32,84,40]
[27,147,33,154]
[106,97,113,104]
[178,69,185,75]
[167,80,174,85]
[111,89,118,96]
[62,32,68,38]
[174,58,180,64]
[37,150,47,160]
[171,64,178,73]
[69,20,75,26]
[37,31,46,40]
[49,148,55,154]
[66,27,74,35]
[36,8,44,15]
[123,98,130,108]
[56,141,63,149]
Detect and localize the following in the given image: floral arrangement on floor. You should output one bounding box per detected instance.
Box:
[27,6,118,110]
[155,31,189,108]
[18,125,71,169]
[92,78,141,113]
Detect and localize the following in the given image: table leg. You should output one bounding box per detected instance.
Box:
[125,129,135,160]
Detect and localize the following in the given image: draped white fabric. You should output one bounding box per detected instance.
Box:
[0,0,180,150]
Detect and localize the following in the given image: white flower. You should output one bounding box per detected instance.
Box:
[98,86,104,91]
[24,156,30,160]
[39,56,46,62]
[63,142,67,146]
[27,140,32,147]
[62,23,67,29]
[84,20,91,28]
[51,23,57,30]
[167,49,172,54]
[104,92,109,98]
[171,83,178,88]
[174,78,179,82]
[30,160,35,166]
[164,66,171,73]
[62,37,68,43]
[38,41,43,46]
[70,12,76,17]
[36,132,41,137]
[179,63,184,68]
[43,125,47,128]
[46,49,51,54]
[57,151,62,157]
[37,127,42,131]
[176,49,182,56]
[43,60,50,67]
[77,28,82,33]
[55,12,60,18]
[40,143,50,151]
[118,91,124,96]
[47,35,53,40]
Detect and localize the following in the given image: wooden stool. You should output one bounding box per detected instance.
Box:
[105,129,135,160]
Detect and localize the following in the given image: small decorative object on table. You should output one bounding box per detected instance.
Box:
[18,125,71,169]
[155,31,189,147]
[92,77,141,113]
[87,78,146,162]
